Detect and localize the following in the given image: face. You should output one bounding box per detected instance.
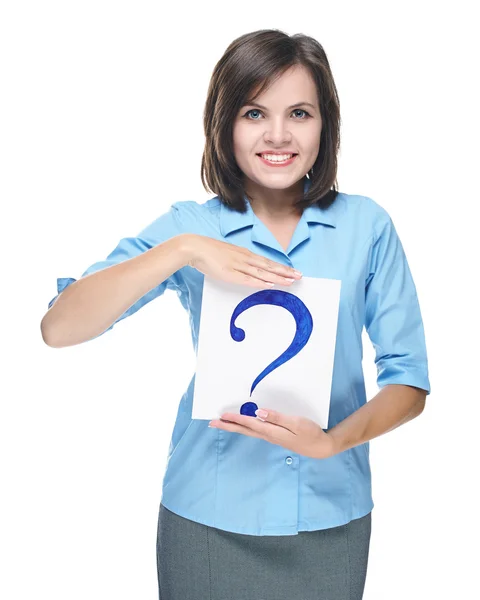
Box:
[232,65,322,201]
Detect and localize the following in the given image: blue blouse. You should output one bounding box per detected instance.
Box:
[47,176,431,536]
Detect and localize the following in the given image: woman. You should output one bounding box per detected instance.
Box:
[42,29,431,600]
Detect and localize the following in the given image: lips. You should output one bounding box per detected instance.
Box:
[256,153,298,167]
[256,153,298,157]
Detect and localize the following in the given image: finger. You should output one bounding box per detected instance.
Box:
[219,413,286,439]
[250,256,302,279]
[240,264,299,286]
[235,248,301,279]
[232,262,300,287]
[212,420,265,439]
[245,409,299,437]
[255,409,299,435]
[230,270,279,288]
[216,267,272,289]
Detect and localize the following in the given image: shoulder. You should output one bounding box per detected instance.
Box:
[131,196,221,245]
[334,191,392,239]
[335,190,390,219]
[161,196,223,237]
[171,196,222,220]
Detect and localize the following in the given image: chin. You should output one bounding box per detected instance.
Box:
[253,172,304,188]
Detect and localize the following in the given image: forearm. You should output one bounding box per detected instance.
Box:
[327,384,427,456]
[41,234,193,348]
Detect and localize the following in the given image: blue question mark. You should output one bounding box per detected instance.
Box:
[229,289,314,417]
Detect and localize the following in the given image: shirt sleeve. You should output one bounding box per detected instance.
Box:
[47,203,183,338]
[364,211,431,395]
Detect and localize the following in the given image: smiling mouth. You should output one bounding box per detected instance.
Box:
[256,153,298,158]
[256,153,299,166]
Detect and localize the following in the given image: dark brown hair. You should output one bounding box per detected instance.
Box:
[201,29,341,213]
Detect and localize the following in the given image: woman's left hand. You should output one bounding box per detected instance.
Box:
[209,408,337,460]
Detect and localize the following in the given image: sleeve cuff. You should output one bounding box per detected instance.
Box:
[48,277,77,309]
[377,370,431,395]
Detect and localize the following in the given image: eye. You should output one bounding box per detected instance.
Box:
[242,108,312,120]
[292,109,311,119]
[243,109,263,120]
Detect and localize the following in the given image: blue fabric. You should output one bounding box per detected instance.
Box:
[48,176,430,535]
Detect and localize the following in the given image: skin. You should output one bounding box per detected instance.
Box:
[209,66,427,457]
[232,64,322,223]
[209,386,426,459]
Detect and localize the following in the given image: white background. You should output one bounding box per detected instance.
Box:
[1,1,478,598]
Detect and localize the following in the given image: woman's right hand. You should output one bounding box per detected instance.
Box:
[181,234,302,288]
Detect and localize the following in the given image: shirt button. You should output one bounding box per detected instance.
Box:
[285,457,293,465]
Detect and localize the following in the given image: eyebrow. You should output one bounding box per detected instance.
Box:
[243,101,317,111]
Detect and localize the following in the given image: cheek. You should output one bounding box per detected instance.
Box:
[233,136,257,172]
[298,121,322,147]
[233,123,257,152]
[232,122,243,148]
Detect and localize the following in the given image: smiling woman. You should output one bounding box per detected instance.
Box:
[232,66,323,208]
[155,29,377,600]
[43,25,430,600]
[201,29,341,217]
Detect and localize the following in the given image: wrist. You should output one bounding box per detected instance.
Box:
[173,233,198,268]
[325,429,344,456]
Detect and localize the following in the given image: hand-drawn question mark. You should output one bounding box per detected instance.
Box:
[229,289,313,417]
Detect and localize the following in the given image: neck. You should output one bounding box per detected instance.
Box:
[245,177,305,221]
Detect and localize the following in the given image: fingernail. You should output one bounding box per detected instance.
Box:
[255,409,268,419]
[284,278,295,283]
[293,270,302,276]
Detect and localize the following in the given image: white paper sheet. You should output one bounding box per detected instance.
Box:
[192,275,341,429]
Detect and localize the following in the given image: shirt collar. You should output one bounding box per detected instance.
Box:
[219,176,337,237]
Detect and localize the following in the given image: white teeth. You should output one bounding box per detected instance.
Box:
[260,153,294,162]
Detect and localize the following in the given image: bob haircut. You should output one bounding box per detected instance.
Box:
[201,29,341,213]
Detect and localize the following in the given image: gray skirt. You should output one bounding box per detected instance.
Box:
[156,503,372,600]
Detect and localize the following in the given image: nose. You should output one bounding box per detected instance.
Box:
[263,116,292,145]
